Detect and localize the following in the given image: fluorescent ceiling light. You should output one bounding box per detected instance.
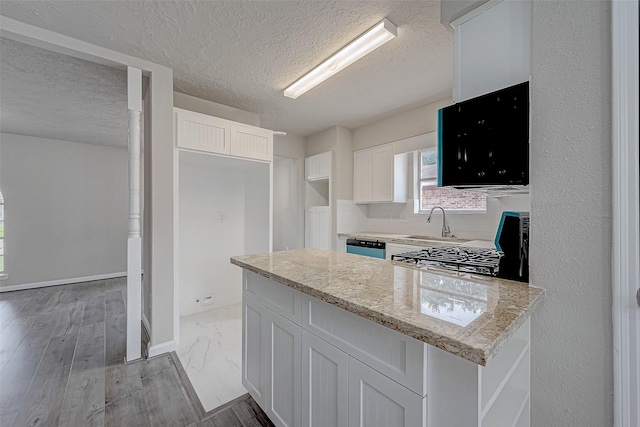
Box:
[284,18,398,99]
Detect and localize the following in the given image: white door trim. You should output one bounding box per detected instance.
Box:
[126,66,143,363]
[611,1,640,426]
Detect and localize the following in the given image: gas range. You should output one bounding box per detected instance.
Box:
[391,246,504,277]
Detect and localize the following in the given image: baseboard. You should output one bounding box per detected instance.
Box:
[142,314,151,339]
[0,272,127,293]
[148,340,177,358]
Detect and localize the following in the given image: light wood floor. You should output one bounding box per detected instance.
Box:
[0,278,273,427]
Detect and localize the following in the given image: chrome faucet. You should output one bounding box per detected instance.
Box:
[427,206,452,238]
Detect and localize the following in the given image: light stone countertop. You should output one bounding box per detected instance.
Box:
[230,248,544,366]
[337,231,495,248]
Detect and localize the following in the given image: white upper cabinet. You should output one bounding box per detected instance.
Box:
[175,108,273,161]
[305,151,332,181]
[176,108,231,155]
[452,0,532,102]
[371,145,393,201]
[354,149,373,202]
[353,143,407,204]
[230,122,273,161]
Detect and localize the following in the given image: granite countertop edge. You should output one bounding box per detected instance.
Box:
[230,255,544,366]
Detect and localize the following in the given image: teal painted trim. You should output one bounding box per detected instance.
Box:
[494,211,519,251]
[437,108,444,187]
[346,245,386,259]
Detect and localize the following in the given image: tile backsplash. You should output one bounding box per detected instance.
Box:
[336,195,530,241]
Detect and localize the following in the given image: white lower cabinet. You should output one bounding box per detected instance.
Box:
[349,357,427,427]
[242,295,266,407]
[301,331,349,427]
[242,271,531,427]
[265,309,302,427]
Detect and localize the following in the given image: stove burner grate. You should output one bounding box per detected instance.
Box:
[391,247,503,276]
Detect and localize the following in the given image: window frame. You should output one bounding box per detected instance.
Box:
[417,148,487,214]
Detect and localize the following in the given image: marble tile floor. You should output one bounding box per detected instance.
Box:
[177,304,245,413]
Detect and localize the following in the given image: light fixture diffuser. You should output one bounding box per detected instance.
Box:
[284,18,398,99]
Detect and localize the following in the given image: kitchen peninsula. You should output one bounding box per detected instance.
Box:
[231,249,544,427]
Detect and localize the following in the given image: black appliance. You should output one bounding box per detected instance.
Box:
[494,211,529,282]
[437,81,529,188]
[391,211,530,283]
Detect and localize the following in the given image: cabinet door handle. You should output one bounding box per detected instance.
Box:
[636,288,640,308]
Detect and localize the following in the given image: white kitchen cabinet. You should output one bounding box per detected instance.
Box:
[353,149,372,202]
[175,108,273,161]
[451,0,531,102]
[349,357,427,427]
[353,143,407,204]
[301,293,428,396]
[241,271,532,427]
[265,309,302,427]
[305,151,332,181]
[176,108,231,155]
[301,330,349,427]
[371,144,393,201]
[426,318,532,427]
[230,122,273,161]
[305,206,330,250]
[242,295,267,407]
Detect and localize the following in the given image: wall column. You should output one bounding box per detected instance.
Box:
[126,66,142,362]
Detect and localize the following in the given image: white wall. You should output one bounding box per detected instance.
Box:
[244,161,271,255]
[273,157,302,251]
[530,1,612,425]
[273,133,306,251]
[335,126,353,201]
[174,92,260,127]
[352,97,452,151]
[0,133,128,288]
[306,127,338,157]
[178,152,245,316]
[178,151,270,316]
[274,133,306,159]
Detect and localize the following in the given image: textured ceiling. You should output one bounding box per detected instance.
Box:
[0,38,128,147]
[0,0,453,137]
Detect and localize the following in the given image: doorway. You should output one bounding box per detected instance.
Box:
[176,150,270,412]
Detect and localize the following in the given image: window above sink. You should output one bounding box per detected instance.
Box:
[418,149,487,213]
